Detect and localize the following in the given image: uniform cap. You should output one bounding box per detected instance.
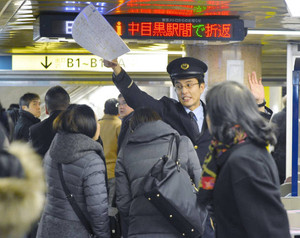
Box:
[167,57,208,82]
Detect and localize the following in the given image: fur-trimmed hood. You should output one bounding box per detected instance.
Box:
[0,142,45,238]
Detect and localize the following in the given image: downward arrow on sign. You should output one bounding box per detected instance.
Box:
[41,56,52,69]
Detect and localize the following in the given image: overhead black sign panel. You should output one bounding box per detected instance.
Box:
[34,14,247,42]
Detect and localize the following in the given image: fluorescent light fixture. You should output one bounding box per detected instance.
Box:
[23,0,32,5]
[7,25,33,30]
[21,5,33,10]
[17,10,33,14]
[16,18,36,21]
[248,29,300,36]
[15,14,34,18]
[285,0,300,17]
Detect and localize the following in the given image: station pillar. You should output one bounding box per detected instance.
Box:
[185,44,262,87]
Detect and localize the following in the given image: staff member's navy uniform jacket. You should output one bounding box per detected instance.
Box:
[112,69,211,165]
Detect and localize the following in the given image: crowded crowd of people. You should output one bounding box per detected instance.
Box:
[0,56,291,238]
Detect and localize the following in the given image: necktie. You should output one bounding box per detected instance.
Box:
[189,111,200,134]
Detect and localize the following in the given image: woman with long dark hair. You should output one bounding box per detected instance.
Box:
[198,81,290,238]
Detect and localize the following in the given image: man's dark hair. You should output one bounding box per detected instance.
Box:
[194,75,205,85]
[104,98,118,115]
[6,104,20,125]
[53,104,97,139]
[118,93,123,99]
[130,107,161,131]
[8,104,19,110]
[19,93,40,108]
[45,86,70,113]
[0,103,14,142]
[205,81,276,146]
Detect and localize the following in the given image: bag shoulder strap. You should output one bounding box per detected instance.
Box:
[57,163,95,236]
[166,135,176,158]
[166,134,181,165]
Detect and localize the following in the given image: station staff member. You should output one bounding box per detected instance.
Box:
[105,57,270,163]
[106,57,215,238]
[105,57,211,165]
[105,57,270,238]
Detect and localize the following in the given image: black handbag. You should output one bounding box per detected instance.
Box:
[57,163,97,238]
[144,135,208,238]
[109,214,121,238]
[110,193,122,238]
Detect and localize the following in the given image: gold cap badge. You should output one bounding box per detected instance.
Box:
[181,63,189,70]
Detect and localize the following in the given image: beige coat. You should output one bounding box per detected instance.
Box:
[99,114,121,179]
[0,142,45,238]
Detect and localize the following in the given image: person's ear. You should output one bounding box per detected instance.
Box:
[45,105,49,115]
[200,83,205,92]
[21,105,28,111]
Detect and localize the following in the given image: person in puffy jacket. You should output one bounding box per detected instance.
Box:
[36,104,110,238]
[0,104,45,238]
[115,107,202,238]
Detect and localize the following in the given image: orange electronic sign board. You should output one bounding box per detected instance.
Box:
[34,14,246,42]
[106,15,246,41]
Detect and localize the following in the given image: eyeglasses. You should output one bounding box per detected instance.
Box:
[117,102,127,107]
[174,82,199,91]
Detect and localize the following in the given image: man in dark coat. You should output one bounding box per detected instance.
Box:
[14,93,41,142]
[29,86,70,157]
[26,86,69,238]
[106,59,271,164]
[271,95,287,184]
[107,57,212,165]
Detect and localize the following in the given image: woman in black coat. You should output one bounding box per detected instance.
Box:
[198,81,290,238]
[115,108,202,238]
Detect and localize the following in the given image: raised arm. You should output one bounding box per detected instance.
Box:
[104,59,121,75]
[104,59,165,115]
[248,71,265,112]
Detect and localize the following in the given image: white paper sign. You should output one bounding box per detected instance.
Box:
[226,60,244,84]
[72,4,130,61]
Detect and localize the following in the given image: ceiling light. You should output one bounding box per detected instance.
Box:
[21,5,33,10]
[16,18,36,21]
[285,0,300,17]
[17,10,33,14]
[7,26,33,30]
[24,0,32,5]
[15,14,34,18]
[248,29,300,36]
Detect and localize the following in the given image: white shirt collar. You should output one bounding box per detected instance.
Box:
[184,104,203,121]
[184,103,204,132]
